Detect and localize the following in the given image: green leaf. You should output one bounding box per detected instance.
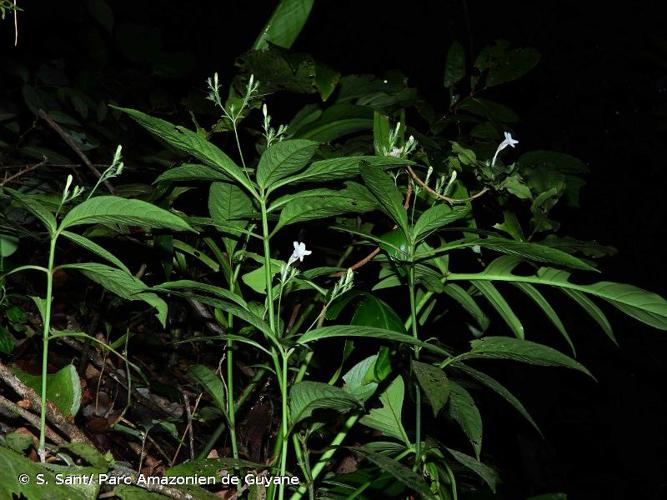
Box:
[475,41,541,87]
[61,196,193,232]
[458,337,592,378]
[257,139,319,190]
[60,442,110,469]
[512,282,575,354]
[298,325,450,356]
[412,360,449,417]
[444,41,466,88]
[448,256,667,331]
[4,189,57,236]
[154,164,231,183]
[113,107,256,196]
[443,284,490,332]
[348,446,436,499]
[253,0,314,50]
[445,447,498,492]
[189,365,226,412]
[0,234,19,258]
[447,380,482,459]
[343,355,381,403]
[273,155,411,189]
[0,326,15,355]
[13,365,81,417]
[290,381,361,424]
[561,288,616,345]
[373,111,391,155]
[276,185,376,230]
[413,204,470,241]
[65,262,168,327]
[360,163,409,239]
[4,431,32,453]
[61,231,131,274]
[472,281,524,339]
[153,280,248,309]
[360,376,409,445]
[455,363,541,434]
[0,447,98,499]
[352,294,406,334]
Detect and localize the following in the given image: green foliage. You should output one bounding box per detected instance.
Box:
[0,3,665,499]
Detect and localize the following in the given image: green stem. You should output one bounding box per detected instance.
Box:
[226,268,239,462]
[260,200,276,333]
[408,265,422,463]
[38,236,57,462]
[278,353,289,500]
[289,414,360,500]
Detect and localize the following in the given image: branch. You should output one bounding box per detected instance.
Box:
[0,360,94,447]
[0,158,47,187]
[0,393,65,446]
[406,166,488,204]
[37,109,116,194]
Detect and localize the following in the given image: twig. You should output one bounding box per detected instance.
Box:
[0,158,47,187]
[37,109,115,194]
[406,166,488,204]
[0,360,94,447]
[0,393,65,445]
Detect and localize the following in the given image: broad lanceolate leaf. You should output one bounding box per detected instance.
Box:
[343,355,381,403]
[153,280,248,309]
[352,294,406,334]
[512,282,575,354]
[298,325,450,356]
[289,381,361,424]
[257,139,319,190]
[455,363,541,435]
[360,376,410,445]
[154,164,231,184]
[442,284,490,332]
[275,185,376,230]
[412,360,449,416]
[64,262,168,327]
[561,288,616,344]
[4,189,56,236]
[60,196,193,232]
[13,365,81,417]
[421,237,596,271]
[253,0,314,50]
[472,281,524,339]
[446,447,498,493]
[444,41,466,88]
[447,380,483,459]
[208,182,254,225]
[457,336,592,378]
[61,231,131,274]
[413,204,470,241]
[448,256,667,331]
[188,365,226,412]
[273,155,411,189]
[360,163,409,239]
[114,107,256,195]
[348,446,435,499]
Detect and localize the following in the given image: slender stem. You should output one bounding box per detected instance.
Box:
[289,414,360,500]
[260,200,276,332]
[226,267,239,462]
[278,353,289,500]
[408,265,422,463]
[38,236,57,462]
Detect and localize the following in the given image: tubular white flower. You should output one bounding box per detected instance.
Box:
[287,241,312,266]
[491,131,519,167]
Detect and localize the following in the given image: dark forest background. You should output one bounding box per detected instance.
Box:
[2,1,666,498]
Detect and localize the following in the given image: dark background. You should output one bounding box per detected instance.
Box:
[3,1,666,498]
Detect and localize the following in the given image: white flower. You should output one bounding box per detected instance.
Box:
[388,146,403,158]
[288,241,312,266]
[491,131,519,167]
